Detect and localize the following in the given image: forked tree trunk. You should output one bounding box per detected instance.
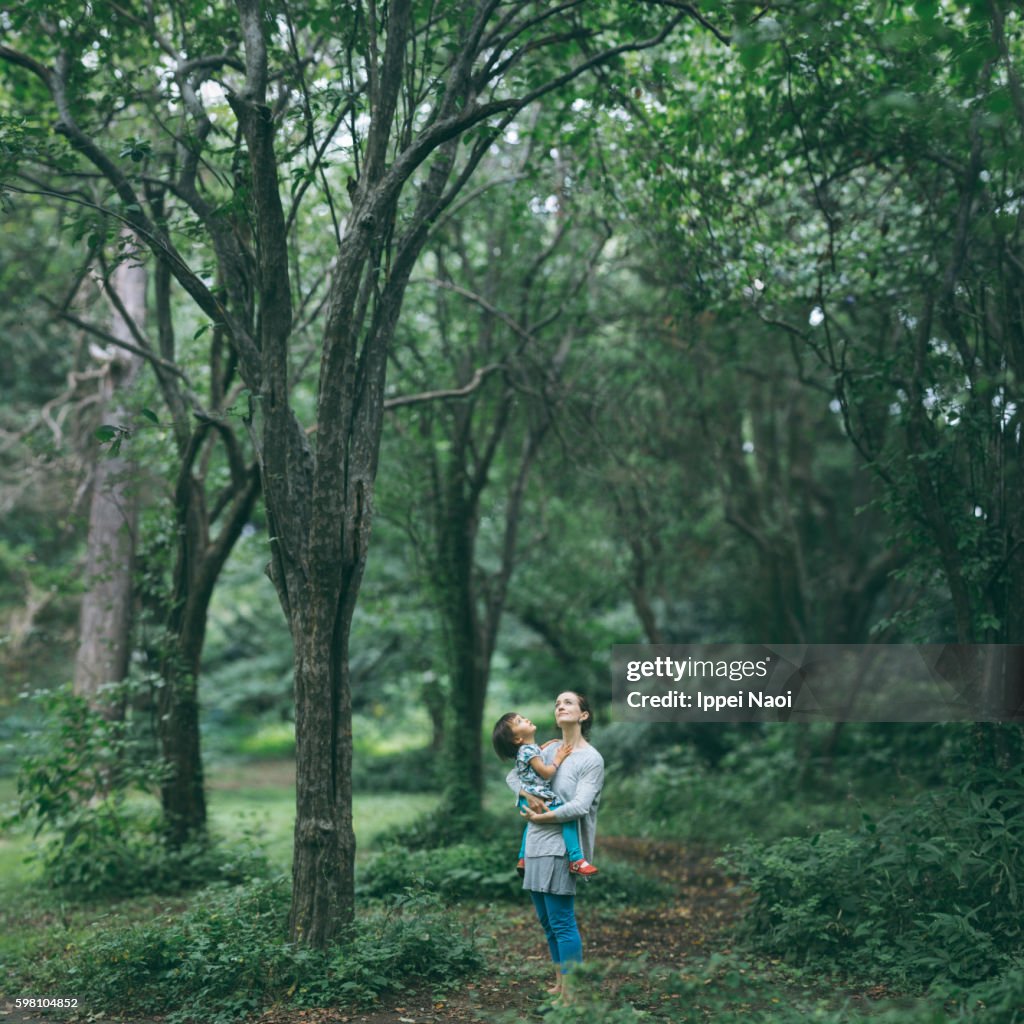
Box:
[225,0,684,949]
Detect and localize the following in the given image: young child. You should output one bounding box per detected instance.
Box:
[492,711,599,878]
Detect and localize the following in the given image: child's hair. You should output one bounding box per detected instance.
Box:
[492,712,521,761]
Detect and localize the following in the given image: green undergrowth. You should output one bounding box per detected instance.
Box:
[17,878,482,1024]
[359,836,671,905]
[723,764,1024,1021]
[598,723,951,848]
[492,954,960,1024]
[362,808,674,905]
[5,685,270,899]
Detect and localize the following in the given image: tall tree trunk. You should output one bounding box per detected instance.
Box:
[436,497,487,822]
[157,616,207,846]
[74,245,145,712]
[277,427,371,946]
[156,462,261,846]
[287,599,356,947]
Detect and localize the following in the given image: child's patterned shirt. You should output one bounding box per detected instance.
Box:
[516,742,557,801]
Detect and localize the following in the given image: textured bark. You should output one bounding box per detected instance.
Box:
[74,247,145,711]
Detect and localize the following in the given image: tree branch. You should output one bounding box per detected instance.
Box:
[384,363,502,410]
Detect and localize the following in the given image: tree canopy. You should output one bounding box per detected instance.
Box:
[2,0,1023,955]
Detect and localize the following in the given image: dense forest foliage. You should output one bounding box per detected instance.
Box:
[2,1,1023,1021]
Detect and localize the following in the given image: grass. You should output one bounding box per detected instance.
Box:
[1,758,439,885]
[206,758,438,868]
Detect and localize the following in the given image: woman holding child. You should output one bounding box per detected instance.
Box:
[492,691,605,1004]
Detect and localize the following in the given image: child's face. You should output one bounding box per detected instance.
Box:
[509,714,537,746]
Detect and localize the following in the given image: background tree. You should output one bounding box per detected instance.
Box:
[0,199,84,695]
[386,153,611,820]
[1,0,706,945]
[72,237,145,715]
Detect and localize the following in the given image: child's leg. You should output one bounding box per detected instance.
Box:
[517,796,529,860]
[559,819,584,863]
[546,798,586,863]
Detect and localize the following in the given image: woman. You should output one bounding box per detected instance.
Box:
[508,690,604,1003]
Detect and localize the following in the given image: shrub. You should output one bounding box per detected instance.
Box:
[37,814,268,897]
[723,765,1024,990]
[7,684,267,898]
[602,724,963,847]
[949,961,1024,1024]
[359,835,673,906]
[42,880,482,1023]
[317,890,484,1005]
[605,738,810,845]
[358,838,523,901]
[61,878,301,1023]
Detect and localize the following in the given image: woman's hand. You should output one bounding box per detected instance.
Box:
[522,807,557,824]
[520,792,548,815]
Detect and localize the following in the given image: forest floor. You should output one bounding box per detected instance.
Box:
[251,836,741,1024]
[1,836,742,1024]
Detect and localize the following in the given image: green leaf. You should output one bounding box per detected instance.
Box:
[141,408,160,425]
[739,42,770,71]
[95,425,118,442]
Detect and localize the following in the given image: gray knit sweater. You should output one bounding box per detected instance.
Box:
[506,741,604,861]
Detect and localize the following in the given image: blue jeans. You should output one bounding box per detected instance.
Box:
[516,796,584,862]
[530,890,583,973]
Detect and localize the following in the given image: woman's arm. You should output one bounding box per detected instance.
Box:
[550,759,604,822]
[505,767,548,813]
[523,758,604,824]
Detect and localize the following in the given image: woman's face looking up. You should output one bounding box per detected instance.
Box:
[554,691,586,727]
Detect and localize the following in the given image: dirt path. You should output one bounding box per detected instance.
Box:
[254,837,741,1024]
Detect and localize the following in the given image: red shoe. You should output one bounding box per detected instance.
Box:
[569,859,599,876]
[516,858,526,878]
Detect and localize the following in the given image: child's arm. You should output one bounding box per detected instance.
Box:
[528,743,572,781]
